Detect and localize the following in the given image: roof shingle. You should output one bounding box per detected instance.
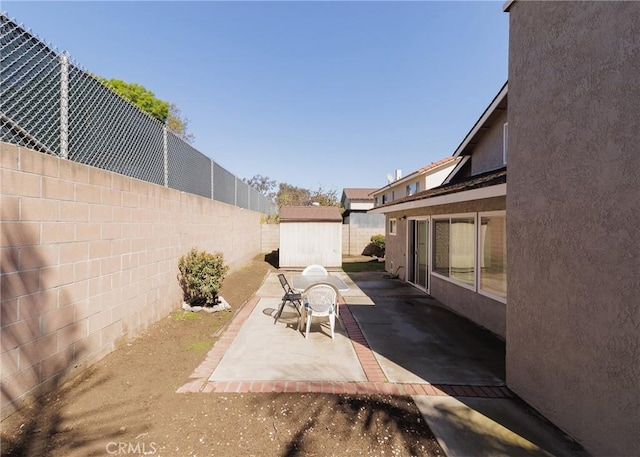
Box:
[279,205,343,222]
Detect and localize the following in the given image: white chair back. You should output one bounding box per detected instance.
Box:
[302,264,328,276]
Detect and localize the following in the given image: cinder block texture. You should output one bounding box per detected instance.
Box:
[0,143,262,419]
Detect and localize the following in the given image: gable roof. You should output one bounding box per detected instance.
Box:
[342,188,377,202]
[279,205,342,222]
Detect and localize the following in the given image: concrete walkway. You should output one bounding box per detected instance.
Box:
[178,271,589,457]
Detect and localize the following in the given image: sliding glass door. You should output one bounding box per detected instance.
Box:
[408,219,429,291]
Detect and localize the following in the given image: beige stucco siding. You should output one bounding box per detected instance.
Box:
[470,110,507,176]
[507,1,640,455]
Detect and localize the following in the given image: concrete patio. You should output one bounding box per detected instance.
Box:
[179,270,589,457]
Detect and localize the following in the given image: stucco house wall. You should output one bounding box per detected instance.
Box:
[507,2,640,455]
[470,110,507,176]
[1,143,262,419]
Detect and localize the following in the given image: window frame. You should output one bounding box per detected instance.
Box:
[477,210,507,304]
[503,122,508,164]
[388,218,397,236]
[430,212,477,291]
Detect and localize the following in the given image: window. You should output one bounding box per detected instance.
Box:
[432,215,476,287]
[406,182,420,196]
[389,218,397,236]
[479,212,507,300]
[503,122,508,164]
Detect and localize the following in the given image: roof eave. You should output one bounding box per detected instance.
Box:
[369,183,506,214]
[503,0,517,12]
[452,82,508,159]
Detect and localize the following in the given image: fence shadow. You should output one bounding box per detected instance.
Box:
[0,220,148,456]
[252,393,442,456]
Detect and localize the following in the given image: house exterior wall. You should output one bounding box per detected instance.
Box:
[372,163,457,208]
[347,202,373,211]
[424,164,456,189]
[383,196,506,337]
[0,143,262,419]
[279,222,342,268]
[507,2,640,455]
[470,109,507,176]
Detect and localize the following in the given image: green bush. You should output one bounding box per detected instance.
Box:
[370,234,385,258]
[178,248,230,306]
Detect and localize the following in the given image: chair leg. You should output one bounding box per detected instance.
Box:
[274,299,286,324]
[305,314,312,339]
[329,313,335,339]
[297,307,305,332]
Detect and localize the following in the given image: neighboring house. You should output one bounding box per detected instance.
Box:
[371,157,460,208]
[341,188,379,222]
[370,83,508,338]
[340,188,385,256]
[278,205,343,269]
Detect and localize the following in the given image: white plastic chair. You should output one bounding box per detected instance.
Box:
[301,264,328,276]
[298,283,338,339]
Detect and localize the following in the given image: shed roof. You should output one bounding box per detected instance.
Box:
[279,205,343,222]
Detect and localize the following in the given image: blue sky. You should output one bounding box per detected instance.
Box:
[4,1,508,193]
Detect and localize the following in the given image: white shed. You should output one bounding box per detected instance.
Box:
[279,206,343,269]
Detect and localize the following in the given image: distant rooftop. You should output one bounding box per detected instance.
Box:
[342,188,377,201]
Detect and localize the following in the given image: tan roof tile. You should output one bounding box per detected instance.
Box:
[342,188,377,201]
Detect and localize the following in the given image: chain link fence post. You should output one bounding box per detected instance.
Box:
[163,125,168,187]
[59,52,69,159]
[210,160,214,199]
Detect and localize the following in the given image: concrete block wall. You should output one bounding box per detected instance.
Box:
[261,223,280,253]
[342,225,385,256]
[0,143,262,419]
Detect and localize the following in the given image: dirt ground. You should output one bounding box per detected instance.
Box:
[1,255,444,457]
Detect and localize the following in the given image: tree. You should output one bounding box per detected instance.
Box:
[276,183,311,208]
[97,78,194,143]
[243,175,341,210]
[167,103,195,144]
[276,183,341,210]
[244,174,277,199]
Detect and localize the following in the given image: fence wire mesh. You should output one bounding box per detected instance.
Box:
[167,131,212,198]
[0,14,275,214]
[1,15,61,155]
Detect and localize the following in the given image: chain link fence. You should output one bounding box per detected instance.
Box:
[0,14,275,214]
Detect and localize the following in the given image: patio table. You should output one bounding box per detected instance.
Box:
[290,274,350,293]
